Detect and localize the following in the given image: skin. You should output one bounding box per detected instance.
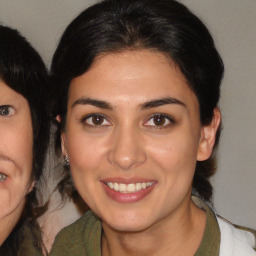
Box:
[61,50,220,256]
[0,80,34,245]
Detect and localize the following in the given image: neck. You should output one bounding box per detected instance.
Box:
[102,199,206,256]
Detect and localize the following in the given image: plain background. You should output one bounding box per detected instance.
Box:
[0,0,255,229]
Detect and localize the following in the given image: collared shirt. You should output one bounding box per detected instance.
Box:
[49,198,256,256]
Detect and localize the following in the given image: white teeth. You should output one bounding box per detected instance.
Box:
[0,173,7,182]
[107,182,114,189]
[114,183,119,191]
[136,183,142,191]
[119,184,126,192]
[127,183,135,192]
[106,181,154,193]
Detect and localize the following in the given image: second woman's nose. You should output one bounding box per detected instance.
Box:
[107,126,147,170]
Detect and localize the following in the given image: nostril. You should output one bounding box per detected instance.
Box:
[108,149,147,170]
[107,128,147,170]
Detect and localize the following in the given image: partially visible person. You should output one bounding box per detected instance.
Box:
[0,25,50,255]
[49,0,256,255]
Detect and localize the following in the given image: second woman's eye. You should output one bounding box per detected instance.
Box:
[144,114,174,128]
[83,114,111,127]
[0,105,15,117]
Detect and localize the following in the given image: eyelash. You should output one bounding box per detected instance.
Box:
[81,113,175,129]
[0,105,15,117]
[81,113,111,127]
[144,114,175,128]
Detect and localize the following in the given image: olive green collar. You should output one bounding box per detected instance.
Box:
[85,197,220,256]
[193,197,220,256]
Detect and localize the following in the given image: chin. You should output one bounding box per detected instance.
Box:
[102,210,153,233]
[106,221,150,233]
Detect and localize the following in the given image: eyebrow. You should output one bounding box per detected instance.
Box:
[141,97,186,109]
[72,98,113,110]
[71,97,185,110]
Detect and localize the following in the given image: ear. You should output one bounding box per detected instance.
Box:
[61,132,68,157]
[27,180,36,194]
[197,108,221,161]
[56,115,61,123]
[56,115,68,157]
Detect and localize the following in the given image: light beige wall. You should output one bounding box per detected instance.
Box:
[180,0,256,229]
[0,0,255,229]
[0,0,96,66]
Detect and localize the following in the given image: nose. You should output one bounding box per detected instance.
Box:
[107,126,147,170]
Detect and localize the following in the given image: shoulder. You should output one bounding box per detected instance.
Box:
[217,216,256,255]
[55,210,99,238]
[192,196,256,256]
[49,210,101,256]
[0,220,44,256]
[18,221,44,256]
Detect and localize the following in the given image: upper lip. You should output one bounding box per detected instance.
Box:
[101,177,156,184]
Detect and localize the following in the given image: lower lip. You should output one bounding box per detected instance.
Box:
[101,182,156,203]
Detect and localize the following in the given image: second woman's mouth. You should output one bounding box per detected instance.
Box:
[101,179,157,203]
[105,181,155,193]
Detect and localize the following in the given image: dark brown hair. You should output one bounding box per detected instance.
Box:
[51,0,224,202]
[0,25,50,255]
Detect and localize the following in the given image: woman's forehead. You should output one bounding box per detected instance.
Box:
[68,50,199,113]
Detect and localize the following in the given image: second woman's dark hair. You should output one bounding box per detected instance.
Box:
[51,0,224,202]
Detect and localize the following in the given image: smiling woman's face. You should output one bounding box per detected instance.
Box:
[62,50,217,232]
[0,80,33,242]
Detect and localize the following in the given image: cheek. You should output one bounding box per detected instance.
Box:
[0,160,33,221]
[2,120,33,173]
[144,134,199,215]
[0,103,33,221]
[67,131,108,178]
[0,131,33,219]
[66,134,107,210]
[148,133,198,167]
[11,129,33,175]
[18,132,33,168]
[0,182,29,220]
[147,129,199,187]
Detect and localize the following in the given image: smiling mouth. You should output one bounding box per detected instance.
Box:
[105,182,155,193]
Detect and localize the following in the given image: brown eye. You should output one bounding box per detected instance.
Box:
[83,114,111,126]
[153,115,167,126]
[144,114,174,128]
[0,105,15,117]
[91,115,104,125]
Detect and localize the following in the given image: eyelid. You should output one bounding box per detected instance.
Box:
[0,105,15,117]
[81,113,112,126]
[144,113,175,128]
